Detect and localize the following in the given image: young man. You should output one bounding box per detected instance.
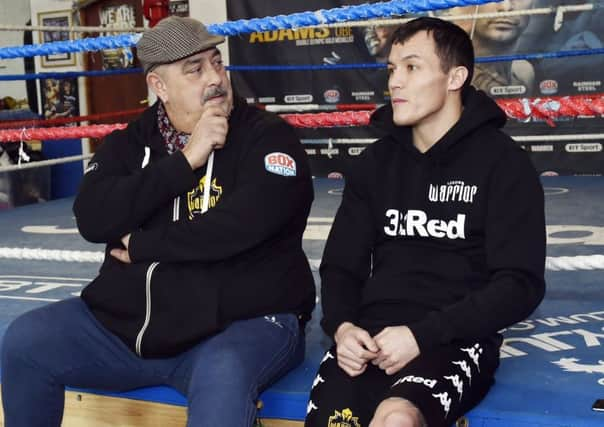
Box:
[305,17,545,427]
[2,17,315,427]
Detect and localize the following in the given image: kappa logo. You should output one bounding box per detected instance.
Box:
[461,344,483,372]
[444,374,464,400]
[312,374,325,389]
[307,400,318,415]
[321,351,335,364]
[327,408,361,427]
[452,360,472,384]
[432,392,452,417]
[428,181,478,203]
[264,152,297,177]
[392,375,437,389]
[384,209,466,240]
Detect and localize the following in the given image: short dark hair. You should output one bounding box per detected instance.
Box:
[390,17,474,90]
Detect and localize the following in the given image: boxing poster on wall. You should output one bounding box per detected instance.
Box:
[227,0,604,176]
[40,78,79,123]
[99,4,137,70]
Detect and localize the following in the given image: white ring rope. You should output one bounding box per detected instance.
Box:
[514,134,604,142]
[302,138,377,145]
[544,187,570,196]
[0,3,594,32]
[546,255,604,271]
[0,130,600,174]
[1,132,598,174]
[0,154,93,173]
[300,134,604,146]
[0,24,146,33]
[311,256,604,272]
[0,247,104,263]
[314,10,327,25]
[266,104,367,113]
[308,256,604,272]
[469,5,479,40]
[0,247,602,271]
[318,3,595,29]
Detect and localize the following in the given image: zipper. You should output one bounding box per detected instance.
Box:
[134,153,180,357]
[135,261,159,357]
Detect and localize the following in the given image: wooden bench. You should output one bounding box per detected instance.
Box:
[0,389,302,426]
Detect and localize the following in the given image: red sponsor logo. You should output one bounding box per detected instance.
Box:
[267,153,294,168]
[323,89,340,103]
[264,152,297,176]
[539,80,558,95]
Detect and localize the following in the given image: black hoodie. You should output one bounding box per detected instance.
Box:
[320,87,546,351]
[74,98,315,358]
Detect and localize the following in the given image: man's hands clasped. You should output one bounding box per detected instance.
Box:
[334,322,379,377]
[334,322,420,377]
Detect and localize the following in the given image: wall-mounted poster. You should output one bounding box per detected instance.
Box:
[99,4,136,70]
[38,10,76,68]
[169,0,189,17]
[40,77,79,123]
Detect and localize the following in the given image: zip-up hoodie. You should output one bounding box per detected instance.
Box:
[74,97,315,358]
[320,87,545,351]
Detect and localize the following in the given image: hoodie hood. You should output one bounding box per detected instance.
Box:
[370,87,507,159]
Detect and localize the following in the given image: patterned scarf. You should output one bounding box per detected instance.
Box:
[157,102,190,154]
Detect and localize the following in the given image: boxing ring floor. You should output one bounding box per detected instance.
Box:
[0,176,603,426]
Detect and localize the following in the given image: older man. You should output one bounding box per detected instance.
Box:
[1,17,315,427]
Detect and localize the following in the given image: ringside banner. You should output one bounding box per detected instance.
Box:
[227,0,604,176]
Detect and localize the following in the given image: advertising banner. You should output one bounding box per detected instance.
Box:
[227,0,604,176]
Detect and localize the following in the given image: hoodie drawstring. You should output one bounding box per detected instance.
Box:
[202,152,214,214]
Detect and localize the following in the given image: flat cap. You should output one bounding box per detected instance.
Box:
[137,16,225,74]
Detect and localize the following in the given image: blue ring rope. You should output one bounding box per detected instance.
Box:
[208,0,495,36]
[227,63,387,71]
[478,48,604,63]
[1,47,602,81]
[0,34,141,60]
[0,68,143,81]
[0,0,495,59]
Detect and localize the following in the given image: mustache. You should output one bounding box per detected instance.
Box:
[203,87,228,103]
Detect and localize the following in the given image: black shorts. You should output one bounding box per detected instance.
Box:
[304,336,501,427]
